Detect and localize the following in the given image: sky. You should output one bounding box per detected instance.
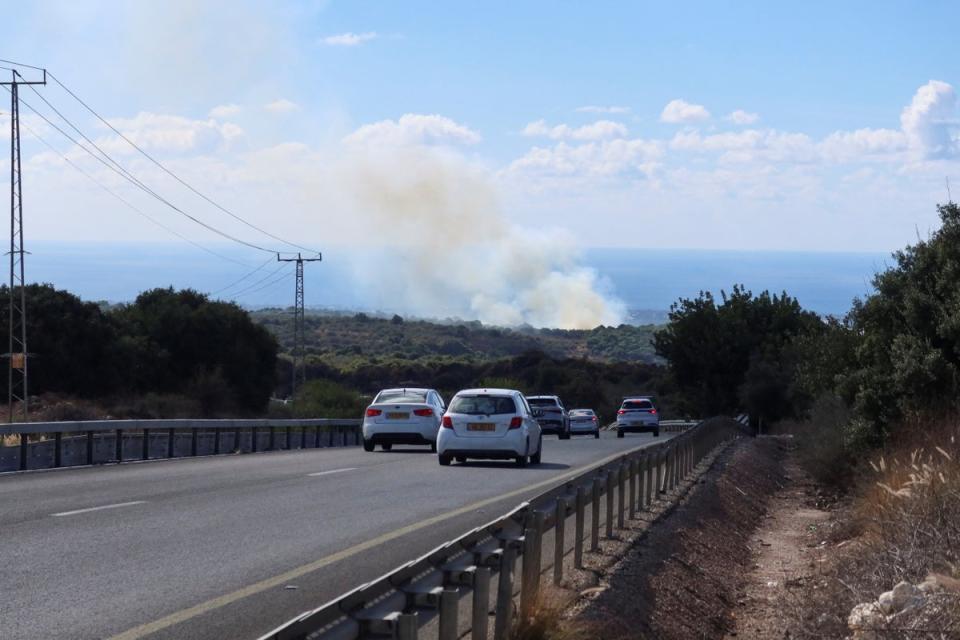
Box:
[0,1,958,325]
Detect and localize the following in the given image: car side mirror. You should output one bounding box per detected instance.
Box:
[532,408,544,418]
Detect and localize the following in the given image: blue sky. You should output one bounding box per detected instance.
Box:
[1,1,959,325]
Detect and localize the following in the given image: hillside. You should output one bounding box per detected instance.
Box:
[251,310,663,370]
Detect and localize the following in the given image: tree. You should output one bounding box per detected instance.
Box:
[112,288,278,412]
[654,285,821,418]
[0,283,120,397]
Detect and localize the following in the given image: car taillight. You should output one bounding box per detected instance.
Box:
[592,416,598,422]
[617,409,625,415]
[509,416,522,429]
[413,408,434,417]
[442,416,453,428]
[650,409,657,415]
[366,408,382,417]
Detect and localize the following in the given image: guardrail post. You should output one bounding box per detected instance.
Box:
[493,546,516,640]
[168,427,175,458]
[86,431,94,465]
[269,426,276,451]
[574,485,585,568]
[252,427,258,453]
[54,432,62,468]
[213,428,221,455]
[617,463,626,529]
[285,426,292,450]
[659,450,667,494]
[191,428,199,457]
[115,429,123,462]
[554,496,566,585]
[439,588,459,640]
[605,470,614,538]
[314,425,321,448]
[18,434,27,471]
[591,476,601,551]
[628,459,637,519]
[328,427,334,447]
[397,611,419,640]
[299,425,307,449]
[646,452,655,504]
[472,566,490,640]
[521,512,543,618]
[142,429,150,460]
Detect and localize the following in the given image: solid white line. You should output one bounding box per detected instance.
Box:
[51,500,147,518]
[306,467,357,477]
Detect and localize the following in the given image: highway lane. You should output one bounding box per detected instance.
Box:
[0,430,673,640]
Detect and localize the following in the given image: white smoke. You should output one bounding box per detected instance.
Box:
[335,121,625,329]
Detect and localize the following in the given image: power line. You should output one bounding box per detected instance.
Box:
[210,256,275,295]
[45,71,320,255]
[8,87,277,253]
[12,112,250,267]
[0,58,46,72]
[228,262,290,297]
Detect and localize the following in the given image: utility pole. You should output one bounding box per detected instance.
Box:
[277,252,321,399]
[2,68,46,422]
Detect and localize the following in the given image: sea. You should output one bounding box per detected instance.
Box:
[24,243,891,322]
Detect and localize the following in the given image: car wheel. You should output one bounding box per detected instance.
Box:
[430,441,437,453]
[594,430,600,439]
[530,437,543,465]
[654,430,660,437]
[456,456,467,463]
[363,439,375,452]
[514,455,528,467]
[617,430,624,438]
[438,454,452,466]
[381,443,393,451]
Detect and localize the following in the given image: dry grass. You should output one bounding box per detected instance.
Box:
[786,418,960,638]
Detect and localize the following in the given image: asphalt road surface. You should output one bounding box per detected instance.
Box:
[0,429,673,640]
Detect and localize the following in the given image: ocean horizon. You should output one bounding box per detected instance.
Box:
[22,243,890,322]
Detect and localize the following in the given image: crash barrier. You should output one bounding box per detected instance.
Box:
[0,418,361,472]
[258,416,748,640]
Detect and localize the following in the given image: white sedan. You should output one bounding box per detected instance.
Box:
[362,388,446,452]
[437,389,543,467]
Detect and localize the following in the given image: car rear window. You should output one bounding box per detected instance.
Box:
[376,390,427,403]
[570,410,594,417]
[450,395,517,415]
[527,398,559,407]
[622,400,654,410]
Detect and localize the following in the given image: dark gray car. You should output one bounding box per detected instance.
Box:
[526,395,570,440]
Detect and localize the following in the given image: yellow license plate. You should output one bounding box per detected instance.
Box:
[387,412,409,420]
[467,423,495,431]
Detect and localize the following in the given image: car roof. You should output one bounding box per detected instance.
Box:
[622,396,654,402]
[456,388,519,397]
[526,395,559,400]
[378,387,433,394]
[570,408,594,412]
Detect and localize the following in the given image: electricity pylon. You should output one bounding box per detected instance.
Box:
[277,252,321,399]
[2,68,46,422]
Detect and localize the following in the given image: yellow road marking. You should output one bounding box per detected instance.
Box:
[108,439,662,640]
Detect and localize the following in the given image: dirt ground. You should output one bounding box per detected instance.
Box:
[569,436,794,639]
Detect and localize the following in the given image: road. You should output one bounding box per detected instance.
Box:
[0,430,672,640]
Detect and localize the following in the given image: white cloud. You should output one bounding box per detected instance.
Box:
[508,138,661,177]
[660,99,711,124]
[344,113,481,147]
[208,104,242,119]
[820,128,906,162]
[575,105,630,114]
[900,80,958,158]
[522,119,628,141]
[98,112,244,154]
[264,98,300,114]
[321,31,378,46]
[726,109,759,125]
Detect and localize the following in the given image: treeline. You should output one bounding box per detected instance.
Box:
[655,203,960,484]
[0,285,277,418]
[290,350,672,423]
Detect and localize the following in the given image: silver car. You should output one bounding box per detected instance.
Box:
[569,408,601,438]
[616,396,660,438]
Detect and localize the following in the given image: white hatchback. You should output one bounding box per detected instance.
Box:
[362,388,446,452]
[437,389,543,467]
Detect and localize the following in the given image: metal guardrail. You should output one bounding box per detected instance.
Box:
[0,418,361,472]
[258,416,745,640]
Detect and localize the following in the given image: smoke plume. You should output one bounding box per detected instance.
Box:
[336,138,625,329]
